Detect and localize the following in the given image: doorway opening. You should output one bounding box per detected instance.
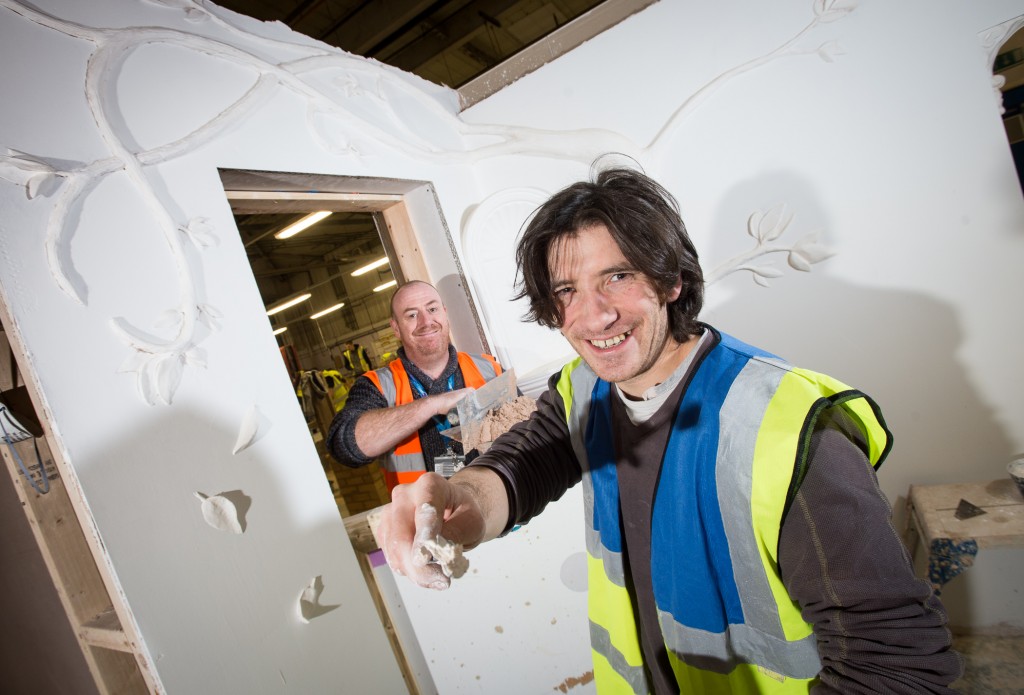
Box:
[992,18,1024,195]
[218,168,473,519]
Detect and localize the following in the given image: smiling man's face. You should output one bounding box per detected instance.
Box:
[549,223,682,398]
[390,282,450,365]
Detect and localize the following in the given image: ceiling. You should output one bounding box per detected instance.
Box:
[213,0,608,89]
[226,198,389,320]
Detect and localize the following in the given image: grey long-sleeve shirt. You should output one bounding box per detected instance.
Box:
[469,333,961,693]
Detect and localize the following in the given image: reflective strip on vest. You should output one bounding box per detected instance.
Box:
[365,353,501,490]
[559,332,891,692]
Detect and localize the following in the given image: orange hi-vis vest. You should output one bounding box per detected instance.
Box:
[363,352,501,491]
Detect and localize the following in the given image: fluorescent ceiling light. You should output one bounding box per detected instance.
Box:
[373,280,398,293]
[351,256,390,277]
[266,293,311,316]
[272,326,288,335]
[310,302,345,319]
[274,211,332,239]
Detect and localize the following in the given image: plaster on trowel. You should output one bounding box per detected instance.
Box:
[443,368,517,453]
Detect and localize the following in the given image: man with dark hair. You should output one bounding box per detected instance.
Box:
[327,281,504,491]
[376,169,961,693]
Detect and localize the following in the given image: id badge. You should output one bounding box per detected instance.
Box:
[434,447,466,478]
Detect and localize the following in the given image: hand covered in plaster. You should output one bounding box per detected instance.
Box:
[378,471,501,590]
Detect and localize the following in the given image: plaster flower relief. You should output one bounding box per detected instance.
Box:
[0,0,856,407]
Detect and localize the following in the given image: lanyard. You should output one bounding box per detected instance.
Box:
[408,371,457,434]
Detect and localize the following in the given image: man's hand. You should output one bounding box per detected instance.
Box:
[354,387,474,458]
[431,387,473,418]
[376,469,509,590]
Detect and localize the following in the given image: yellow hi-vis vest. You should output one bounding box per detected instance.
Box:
[363,352,501,491]
[321,370,349,413]
[556,329,892,694]
[344,346,371,373]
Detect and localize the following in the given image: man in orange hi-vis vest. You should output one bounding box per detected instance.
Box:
[326,281,504,492]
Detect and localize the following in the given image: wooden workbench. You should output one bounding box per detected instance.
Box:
[905,478,1024,590]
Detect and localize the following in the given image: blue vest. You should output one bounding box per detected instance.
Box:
[561,330,892,693]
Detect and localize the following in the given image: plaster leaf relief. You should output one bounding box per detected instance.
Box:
[232,404,263,455]
[194,490,249,534]
[116,342,206,406]
[180,217,217,248]
[812,0,855,23]
[0,0,854,406]
[0,148,63,199]
[705,204,835,287]
[196,303,223,332]
[142,0,209,23]
[297,575,340,623]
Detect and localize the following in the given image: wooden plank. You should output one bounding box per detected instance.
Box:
[344,506,384,554]
[80,609,133,653]
[88,648,150,695]
[458,0,659,108]
[342,505,425,694]
[0,415,120,690]
[354,551,421,695]
[0,305,159,693]
[223,190,404,203]
[909,478,1024,548]
[381,203,430,284]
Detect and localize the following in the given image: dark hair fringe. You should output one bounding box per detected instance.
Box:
[513,164,704,341]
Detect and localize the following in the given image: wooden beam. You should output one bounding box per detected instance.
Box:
[458,0,658,109]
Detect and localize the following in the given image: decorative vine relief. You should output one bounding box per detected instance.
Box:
[706,204,835,287]
[0,0,856,405]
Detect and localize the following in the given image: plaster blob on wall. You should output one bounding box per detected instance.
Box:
[297,575,340,623]
[194,490,249,533]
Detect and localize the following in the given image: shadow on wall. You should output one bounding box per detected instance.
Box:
[74,410,403,694]
[699,171,1014,517]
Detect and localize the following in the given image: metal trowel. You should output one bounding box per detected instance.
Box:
[443,368,517,448]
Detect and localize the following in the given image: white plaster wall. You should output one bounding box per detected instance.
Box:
[4,0,1024,693]
[463,0,1024,634]
[0,0,591,692]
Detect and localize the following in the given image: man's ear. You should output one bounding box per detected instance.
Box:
[390,318,400,339]
[667,275,683,303]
